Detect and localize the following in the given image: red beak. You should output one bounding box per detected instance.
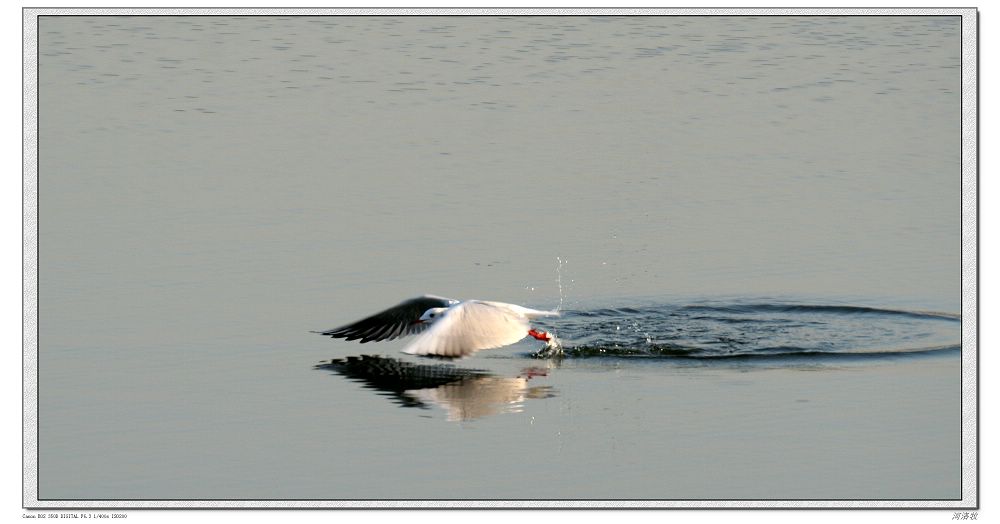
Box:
[528,329,551,342]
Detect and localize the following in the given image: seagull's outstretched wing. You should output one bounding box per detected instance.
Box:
[319,295,456,343]
[402,301,530,358]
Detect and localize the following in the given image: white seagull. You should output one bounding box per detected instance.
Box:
[319,295,560,358]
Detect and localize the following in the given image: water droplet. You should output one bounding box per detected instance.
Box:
[555,256,565,311]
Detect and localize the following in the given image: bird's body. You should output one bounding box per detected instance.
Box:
[319,295,560,358]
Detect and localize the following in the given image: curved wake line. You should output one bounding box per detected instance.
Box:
[675,303,960,322]
[526,299,961,362]
[558,343,960,360]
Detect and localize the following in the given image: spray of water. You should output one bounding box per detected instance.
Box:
[556,256,565,312]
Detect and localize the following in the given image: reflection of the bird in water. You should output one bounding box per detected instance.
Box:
[315,355,556,421]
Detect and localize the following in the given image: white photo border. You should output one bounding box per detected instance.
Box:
[22,6,979,509]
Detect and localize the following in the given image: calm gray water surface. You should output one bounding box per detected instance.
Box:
[38,16,961,500]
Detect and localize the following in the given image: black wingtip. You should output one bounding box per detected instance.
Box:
[315,329,348,338]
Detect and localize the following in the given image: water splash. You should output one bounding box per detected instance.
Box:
[555,256,565,312]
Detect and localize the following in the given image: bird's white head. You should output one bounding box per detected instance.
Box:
[417,307,449,324]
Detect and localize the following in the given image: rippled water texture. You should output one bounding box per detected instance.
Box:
[539,300,960,359]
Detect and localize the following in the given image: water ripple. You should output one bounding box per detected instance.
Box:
[533,300,960,360]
